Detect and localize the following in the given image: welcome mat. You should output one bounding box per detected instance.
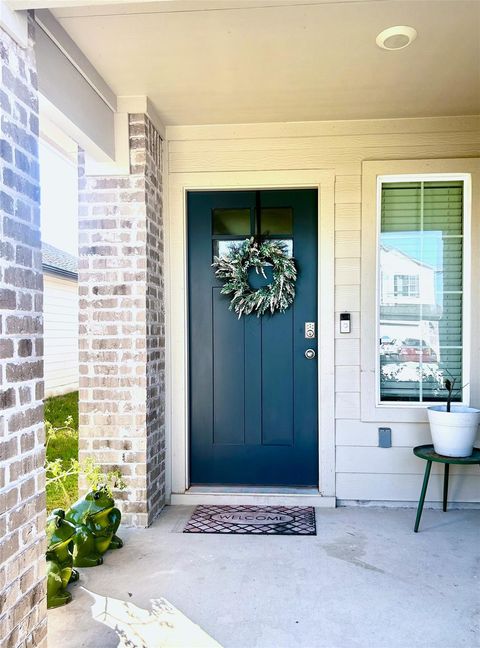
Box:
[183,505,316,535]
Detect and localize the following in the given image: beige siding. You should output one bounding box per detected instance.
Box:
[336,473,480,503]
[44,272,78,397]
[168,115,480,504]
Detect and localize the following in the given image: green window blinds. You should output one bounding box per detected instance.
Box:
[379,180,464,402]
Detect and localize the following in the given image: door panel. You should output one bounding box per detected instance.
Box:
[261,311,294,446]
[213,287,245,445]
[188,189,318,486]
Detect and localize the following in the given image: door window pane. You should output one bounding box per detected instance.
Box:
[379,180,464,403]
[265,238,293,257]
[212,208,250,235]
[213,240,244,259]
[260,208,293,235]
[213,238,293,260]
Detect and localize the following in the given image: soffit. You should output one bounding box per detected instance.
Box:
[52,0,480,125]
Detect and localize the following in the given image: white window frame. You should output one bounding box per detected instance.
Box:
[361,160,479,424]
[376,172,471,408]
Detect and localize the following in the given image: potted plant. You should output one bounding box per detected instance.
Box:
[427,378,480,457]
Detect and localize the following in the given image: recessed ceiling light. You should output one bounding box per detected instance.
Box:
[376,26,417,51]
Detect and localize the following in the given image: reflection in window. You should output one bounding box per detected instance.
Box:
[266,239,293,257]
[260,208,293,235]
[213,240,243,259]
[394,274,419,298]
[212,208,250,235]
[213,238,293,261]
[379,181,464,402]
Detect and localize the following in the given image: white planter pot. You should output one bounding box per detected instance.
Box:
[427,406,480,457]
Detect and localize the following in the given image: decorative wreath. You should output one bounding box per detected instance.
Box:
[212,237,297,318]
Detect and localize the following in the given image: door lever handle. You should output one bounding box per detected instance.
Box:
[304,349,316,360]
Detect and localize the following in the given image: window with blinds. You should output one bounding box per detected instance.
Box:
[378,180,464,402]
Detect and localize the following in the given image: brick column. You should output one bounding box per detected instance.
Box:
[78,115,165,527]
[0,17,47,648]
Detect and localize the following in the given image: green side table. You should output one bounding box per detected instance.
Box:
[413,444,480,532]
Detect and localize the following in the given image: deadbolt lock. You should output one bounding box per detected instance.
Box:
[305,322,316,339]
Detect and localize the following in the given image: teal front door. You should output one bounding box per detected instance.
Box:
[188,189,318,486]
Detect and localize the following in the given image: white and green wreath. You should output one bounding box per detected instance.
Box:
[212,237,297,318]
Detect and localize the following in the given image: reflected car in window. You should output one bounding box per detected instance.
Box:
[380,338,401,362]
[398,338,437,363]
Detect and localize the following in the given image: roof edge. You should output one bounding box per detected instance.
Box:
[42,264,78,281]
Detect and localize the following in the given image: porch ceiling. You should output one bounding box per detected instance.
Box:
[50,0,480,126]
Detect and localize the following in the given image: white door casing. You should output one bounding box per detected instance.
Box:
[166,170,336,506]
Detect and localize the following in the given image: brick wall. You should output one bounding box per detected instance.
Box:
[78,114,165,526]
[0,17,47,648]
[143,117,165,522]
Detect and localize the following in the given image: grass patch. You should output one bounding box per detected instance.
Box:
[44,391,79,430]
[45,391,79,512]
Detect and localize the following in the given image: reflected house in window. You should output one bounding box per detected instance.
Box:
[379,232,449,398]
[380,232,443,374]
[380,234,444,364]
[380,243,440,319]
[379,238,447,401]
[394,274,419,298]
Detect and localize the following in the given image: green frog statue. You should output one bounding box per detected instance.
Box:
[65,488,123,567]
[46,510,79,609]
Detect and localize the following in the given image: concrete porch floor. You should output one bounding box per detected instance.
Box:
[48,505,479,648]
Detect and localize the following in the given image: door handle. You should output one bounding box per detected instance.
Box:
[304,349,316,360]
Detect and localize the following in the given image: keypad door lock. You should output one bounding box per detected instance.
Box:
[305,322,316,339]
[305,348,316,360]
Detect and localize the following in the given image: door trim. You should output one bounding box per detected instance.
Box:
[167,170,336,504]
